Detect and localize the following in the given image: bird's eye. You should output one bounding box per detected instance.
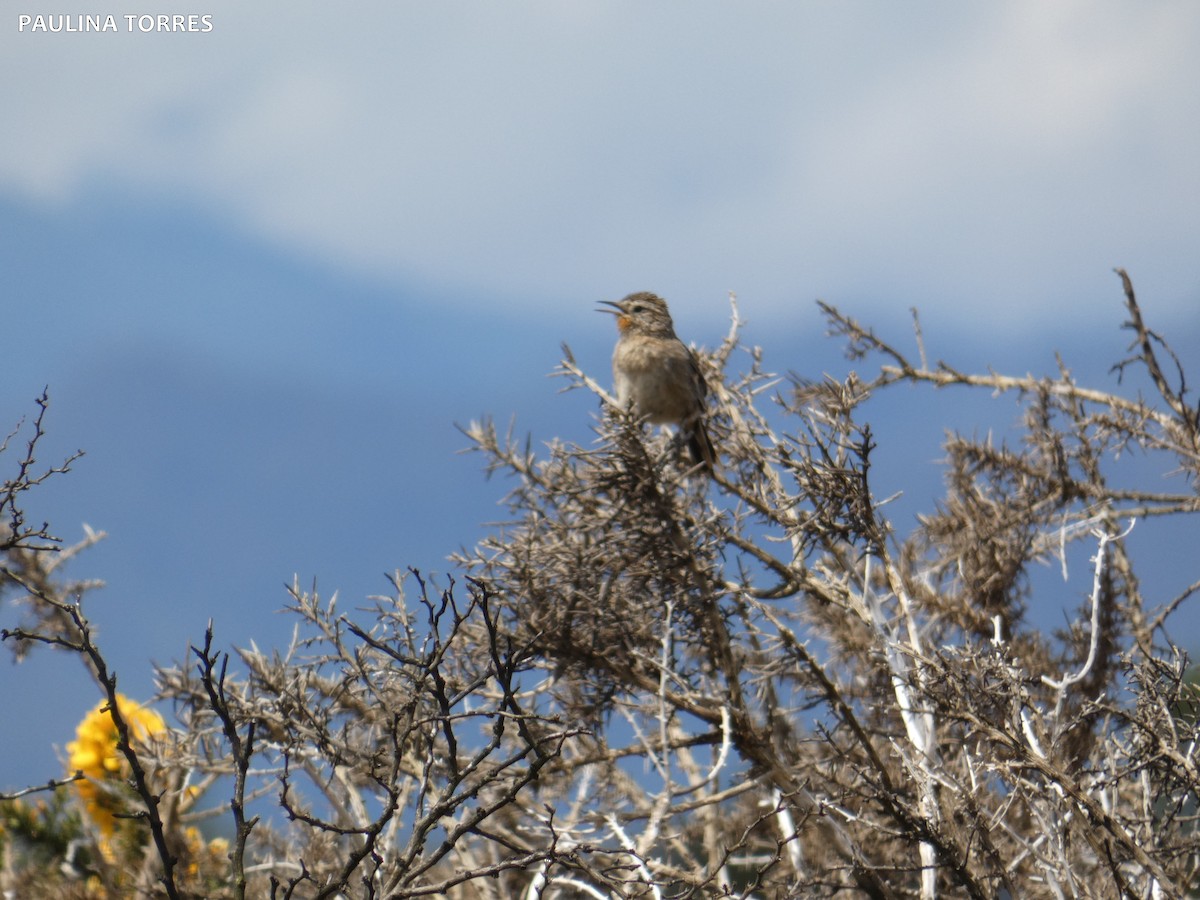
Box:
[631,304,644,313]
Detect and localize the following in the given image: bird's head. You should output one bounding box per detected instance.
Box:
[598,292,677,337]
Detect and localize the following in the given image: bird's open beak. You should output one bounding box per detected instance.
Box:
[597,300,623,315]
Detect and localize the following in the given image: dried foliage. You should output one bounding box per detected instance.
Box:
[3,271,1200,898]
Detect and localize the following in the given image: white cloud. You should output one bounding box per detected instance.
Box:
[2,1,1197,326]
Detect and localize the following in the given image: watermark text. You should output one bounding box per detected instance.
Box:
[17,14,214,33]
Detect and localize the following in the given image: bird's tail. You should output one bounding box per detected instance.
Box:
[686,421,716,475]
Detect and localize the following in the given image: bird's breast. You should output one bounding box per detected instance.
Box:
[612,340,694,424]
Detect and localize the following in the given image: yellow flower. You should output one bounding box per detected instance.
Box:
[66,694,166,845]
[178,825,231,887]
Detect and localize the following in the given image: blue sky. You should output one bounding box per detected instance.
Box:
[2,2,1199,790]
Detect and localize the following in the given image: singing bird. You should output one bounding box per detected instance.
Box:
[599,291,716,473]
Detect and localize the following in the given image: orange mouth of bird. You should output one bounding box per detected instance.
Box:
[617,314,632,331]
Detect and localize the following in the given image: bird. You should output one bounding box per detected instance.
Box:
[598,291,716,473]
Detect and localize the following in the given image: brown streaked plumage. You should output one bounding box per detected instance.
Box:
[598,292,716,474]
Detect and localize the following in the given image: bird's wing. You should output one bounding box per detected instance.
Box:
[688,347,709,401]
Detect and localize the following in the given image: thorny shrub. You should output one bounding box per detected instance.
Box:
[2,271,1199,899]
